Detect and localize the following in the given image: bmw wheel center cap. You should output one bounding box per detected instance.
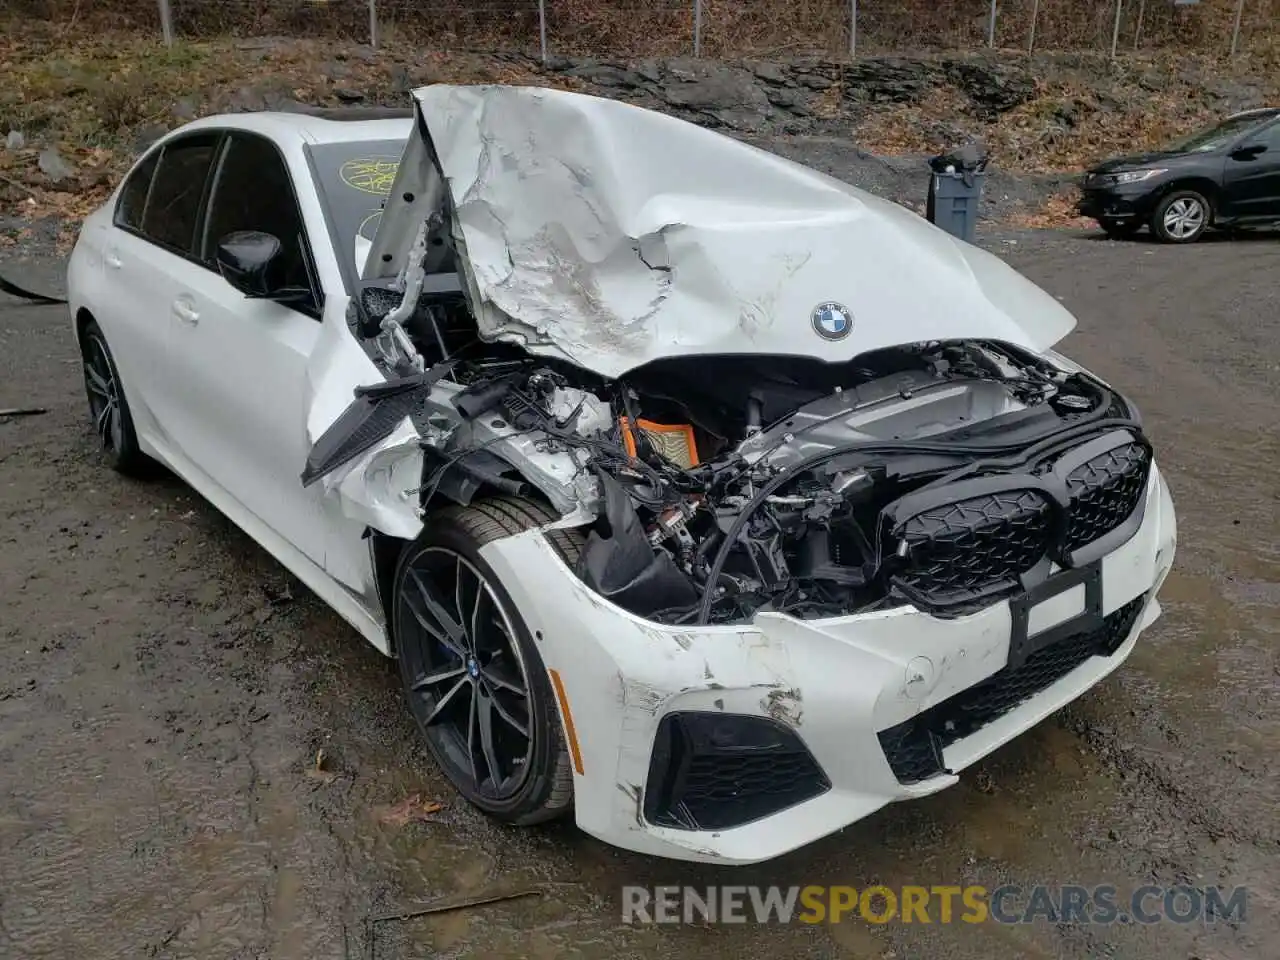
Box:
[811,301,854,341]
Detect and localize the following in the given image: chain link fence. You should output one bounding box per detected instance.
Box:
[11,0,1277,59]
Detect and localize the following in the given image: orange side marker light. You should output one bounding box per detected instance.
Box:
[548,668,585,775]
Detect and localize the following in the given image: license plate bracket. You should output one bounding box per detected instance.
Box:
[1007,561,1104,669]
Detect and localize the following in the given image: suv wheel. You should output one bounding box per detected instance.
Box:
[1152,190,1210,243]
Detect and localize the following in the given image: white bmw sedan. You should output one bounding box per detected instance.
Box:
[68,86,1177,864]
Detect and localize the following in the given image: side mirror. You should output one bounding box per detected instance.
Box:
[215,230,284,298]
[1230,143,1267,161]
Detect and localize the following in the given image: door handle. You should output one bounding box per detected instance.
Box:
[171,296,200,326]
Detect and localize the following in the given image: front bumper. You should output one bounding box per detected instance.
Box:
[1077,182,1161,223]
[479,463,1177,864]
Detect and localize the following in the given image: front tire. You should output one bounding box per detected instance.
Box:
[79,318,147,475]
[1151,190,1210,243]
[392,496,582,825]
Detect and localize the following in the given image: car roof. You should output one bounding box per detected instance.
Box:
[176,108,414,146]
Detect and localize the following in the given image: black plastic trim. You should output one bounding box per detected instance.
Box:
[877,591,1148,784]
[1007,560,1103,669]
[299,361,453,487]
[882,472,1068,532]
[1049,430,1151,567]
[643,712,830,831]
[879,428,1151,614]
[883,473,1065,614]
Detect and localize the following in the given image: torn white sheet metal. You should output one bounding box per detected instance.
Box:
[321,417,425,541]
[387,84,1075,378]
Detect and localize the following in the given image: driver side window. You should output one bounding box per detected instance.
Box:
[201,133,321,316]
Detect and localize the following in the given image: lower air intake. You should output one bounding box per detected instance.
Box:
[877,594,1147,785]
[643,712,829,830]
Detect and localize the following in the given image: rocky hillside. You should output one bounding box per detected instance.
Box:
[1,22,1276,249]
[545,52,1273,166]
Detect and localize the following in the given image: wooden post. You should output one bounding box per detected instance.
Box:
[694,0,702,57]
[368,0,379,49]
[988,0,998,47]
[1028,0,1040,53]
[1110,0,1123,58]
[157,0,173,46]
[539,0,548,63]
[1229,0,1246,55]
[850,0,857,58]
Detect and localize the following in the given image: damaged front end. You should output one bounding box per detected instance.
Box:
[321,269,1149,630]
[308,84,1152,632]
[298,84,1175,862]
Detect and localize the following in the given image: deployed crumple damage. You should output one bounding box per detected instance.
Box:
[324,83,1152,634]
[323,423,425,541]
[391,84,1075,377]
[298,85,1174,862]
[293,328,428,542]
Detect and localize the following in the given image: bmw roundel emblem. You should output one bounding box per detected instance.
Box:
[811,301,854,341]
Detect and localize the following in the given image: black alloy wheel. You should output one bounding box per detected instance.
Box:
[80,318,146,474]
[393,497,581,824]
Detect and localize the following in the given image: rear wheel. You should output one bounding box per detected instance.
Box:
[80,319,147,475]
[392,496,582,824]
[1151,190,1210,243]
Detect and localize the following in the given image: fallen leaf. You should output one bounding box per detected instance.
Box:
[305,747,339,784]
[1004,188,1094,230]
[375,794,445,827]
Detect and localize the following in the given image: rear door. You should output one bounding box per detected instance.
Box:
[1221,120,1280,220]
[159,130,332,565]
[97,132,220,446]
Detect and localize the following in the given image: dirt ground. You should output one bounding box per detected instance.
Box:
[1,228,1277,960]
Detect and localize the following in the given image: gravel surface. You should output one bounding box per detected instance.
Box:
[1,227,1277,960]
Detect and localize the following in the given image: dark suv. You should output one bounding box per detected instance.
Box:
[1078,108,1280,243]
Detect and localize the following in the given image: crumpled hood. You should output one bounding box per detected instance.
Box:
[406,84,1075,378]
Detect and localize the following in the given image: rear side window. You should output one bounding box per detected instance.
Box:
[115,151,159,231]
[141,134,219,254]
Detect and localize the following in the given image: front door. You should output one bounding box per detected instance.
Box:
[1222,120,1280,221]
[160,131,332,566]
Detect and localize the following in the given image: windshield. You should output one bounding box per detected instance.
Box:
[305,138,408,284]
[1166,113,1273,153]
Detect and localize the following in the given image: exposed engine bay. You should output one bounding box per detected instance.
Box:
[309,264,1148,628]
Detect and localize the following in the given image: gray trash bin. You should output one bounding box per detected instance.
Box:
[927,171,985,243]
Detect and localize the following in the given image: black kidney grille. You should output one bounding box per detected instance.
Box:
[897,490,1053,603]
[878,594,1147,784]
[1063,443,1150,552]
